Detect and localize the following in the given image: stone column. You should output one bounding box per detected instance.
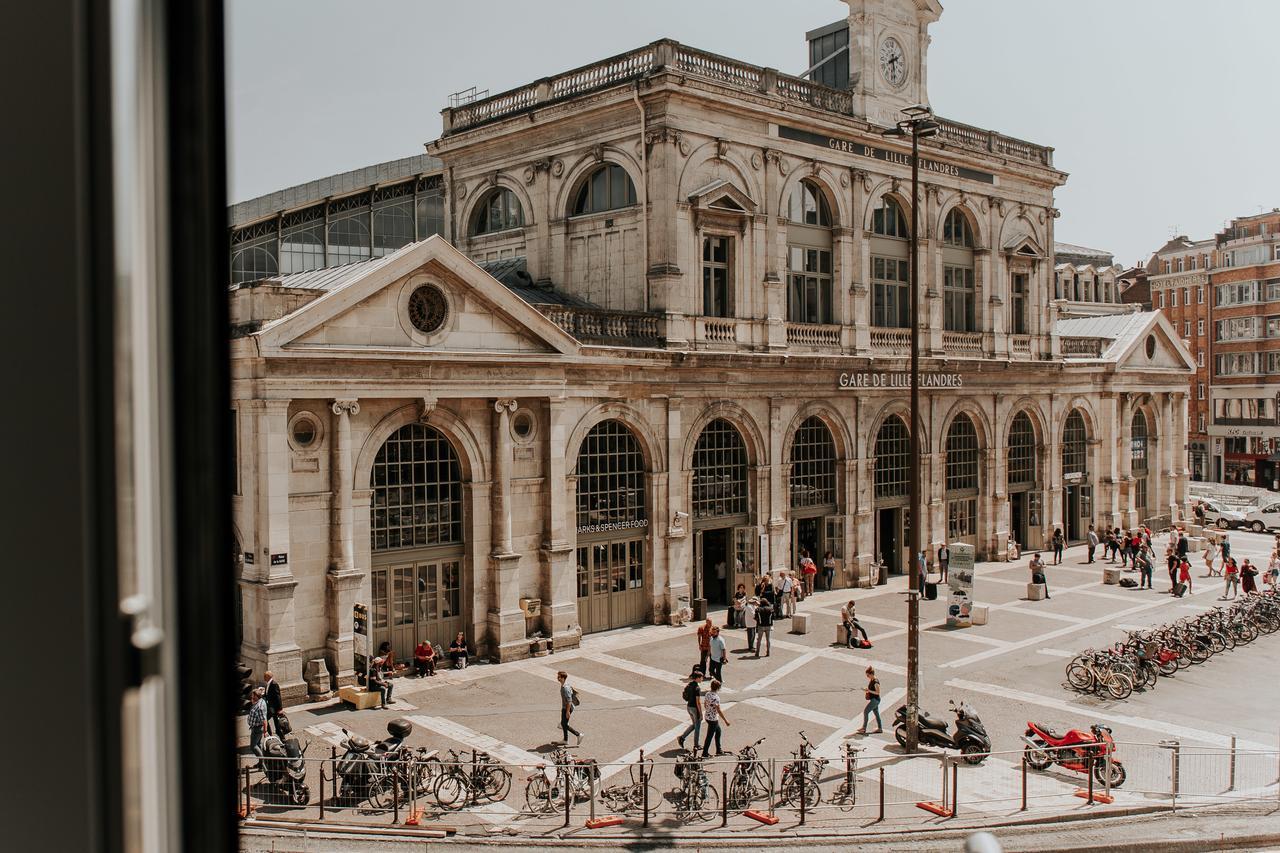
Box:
[1149,395,1167,523]
[325,399,363,689]
[1100,394,1120,531]
[540,397,578,643]
[853,395,875,586]
[663,398,690,619]
[1175,392,1190,517]
[1047,396,1063,536]
[488,399,524,660]
[1166,392,1181,522]
[767,397,787,572]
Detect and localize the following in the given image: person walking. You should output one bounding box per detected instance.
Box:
[800,551,818,597]
[1178,556,1193,594]
[247,687,270,755]
[937,542,951,583]
[754,595,774,657]
[855,667,883,735]
[777,572,795,617]
[1030,551,1050,599]
[557,670,582,745]
[1051,528,1064,565]
[1241,559,1259,596]
[1222,557,1240,600]
[1137,548,1154,589]
[1203,539,1220,577]
[742,596,758,652]
[676,667,703,754]
[822,550,837,591]
[701,680,730,757]
[263,670,283,734]
[730,583,746,629]
[1086,525,1098,564]
[841,599,869,648]
[696,618,714,673]
[1266,550,1280,592]
[707,626,727,683]
[1118,529,1129,567]
[1221,533,1232,564]
[1164,540,1178,592]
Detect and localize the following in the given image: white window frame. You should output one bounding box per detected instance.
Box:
[1198,383,1205,400]
[1171,289,1178,308]
[1197,319,1205,336]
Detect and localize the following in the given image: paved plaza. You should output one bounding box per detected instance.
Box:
[260,530,1280,836]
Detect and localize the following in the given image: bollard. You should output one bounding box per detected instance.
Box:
[642,762,650,828]
[1229,733,1237,791]
[878,767,885,822]
[721,771,728,827]
[243,765,252,818]
[951,760,958,817]
[941,755,948,808]
[1021,755,1028,811]
[799,760,807,826]
[589,762,597,823]
[1105,750,1113,801]
[769,757,777,818]
[845,747,856,806]
[318,761,326,821]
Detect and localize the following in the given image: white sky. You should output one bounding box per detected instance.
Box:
[227,0,1280,265]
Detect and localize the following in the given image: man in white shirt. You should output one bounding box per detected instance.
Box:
[840,600,869,648]
[777,572,795,617]
[742,597,758,651]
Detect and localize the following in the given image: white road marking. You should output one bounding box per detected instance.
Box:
[741,652,818,692]
[583,651,736,694]
[743,696,847,730]
[1035,648,1075,658]
[942,679,1272,751]
[1070,588,1142,603]
[1003,608,1088,624]
[303,721,348,748]
[921,628,1010,648]
[524,664,642,702]
[770,637,906,675]
[814,687,906,759]
[600,721,690,783]
[405,715,547,771]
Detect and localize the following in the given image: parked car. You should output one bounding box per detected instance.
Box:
[1243,501,1280,533]
[1199,498,1247,530]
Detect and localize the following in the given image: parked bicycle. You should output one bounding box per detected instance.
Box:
[778,731,827,807]
[671,752,719,822]
[599,755,656,816]
[828,744,863,811]
[725,737,772,810]
[432,749,511,809]
[524,746,599,815]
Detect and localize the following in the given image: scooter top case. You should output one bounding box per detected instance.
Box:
[893,706,949,732]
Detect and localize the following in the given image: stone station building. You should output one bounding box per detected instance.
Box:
[231,0,1195,701]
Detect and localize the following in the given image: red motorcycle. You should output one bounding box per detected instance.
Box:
[1023,722,1126,787]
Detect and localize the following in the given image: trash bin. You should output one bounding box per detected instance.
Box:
[692,597,707,622]
[924,581,938,601]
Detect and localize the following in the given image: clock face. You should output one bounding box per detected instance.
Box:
[880,37,907,87]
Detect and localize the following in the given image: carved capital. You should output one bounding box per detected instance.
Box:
[331,399,360,417]
[418,396,437,423]
[494,398,518,415]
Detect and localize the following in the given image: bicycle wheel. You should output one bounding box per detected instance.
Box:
[1066,664,1094,692]
[524,774,555,815]
[433,773,465,810]
[1157,656,1178,677]
[406,756,442,797]
[481,766,512,802]
[1105,672,1132,701]
[1207,632,1226,655]
[368,775,394,811]
[684,776,719,821]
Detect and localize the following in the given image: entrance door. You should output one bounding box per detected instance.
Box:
[700,528,731,606]
[877,507,901,581]
[1063,485,1092,542]
[371,558,463,664]
[946,498,978,550]
[576,539,645,634]
[1010,491,1027,550]
[792,516,821,569]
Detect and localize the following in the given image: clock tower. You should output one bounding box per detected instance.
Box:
[842,0,942,126]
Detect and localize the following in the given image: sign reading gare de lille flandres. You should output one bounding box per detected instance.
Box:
[837,372,964,389]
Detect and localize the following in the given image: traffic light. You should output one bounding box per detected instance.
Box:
[237,663,255,714]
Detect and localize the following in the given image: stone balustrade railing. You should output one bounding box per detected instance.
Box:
[702,318,737,344]
[1011,335,1032,356]
[1061,336,1105,357]
[941,331,984,357]
[870,327,911,355]
[786,322,841,349]
[442,40,1052,166]
[541,306,661,345]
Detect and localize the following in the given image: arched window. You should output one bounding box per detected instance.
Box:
[790,416,836,508]
[872,196,909,238]
[945,415,979,494]
[1062,410,1088,476]
[575,420,647,532]
[693,419,748,519]
[371,423,463,551]
[231,244,277,284]
[787,180,835,325]
[471,187,524,236]
[942,208,974,248]
[1131,411,1149,511]
[873,415,910,500]
[373,201,415,256]
[1007,412,1037,488]
[327,211,370,265]
[572,164,636,216]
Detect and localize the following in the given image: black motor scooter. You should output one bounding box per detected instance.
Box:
[335,718,413,806]
[254,714,311,805]
[893,700,990,764]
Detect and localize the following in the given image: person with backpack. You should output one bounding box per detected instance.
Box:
[1051,529,1064,565]
[557,670,582,745]
[676,667,703,754]
[754,595,774,657]
[1136,547,1154,589]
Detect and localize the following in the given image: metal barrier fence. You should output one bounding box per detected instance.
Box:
[237,739,1280,835]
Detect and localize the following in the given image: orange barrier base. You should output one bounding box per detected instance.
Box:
[405,806,427,826]
[1074,789,1114,804]
[744,810,780,825]
[916,800,953,817]
[585,815,625,829]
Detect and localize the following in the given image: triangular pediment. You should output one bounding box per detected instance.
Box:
[1112,313,1197,372]
[254,236,580,357]
[688,179,757,214]
[1004,234,1045,258]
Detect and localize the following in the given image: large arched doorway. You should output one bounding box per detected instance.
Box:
[1061,409,1092,542]
[369,423,466,663]
[574,420,648,634]
[1007,412,1042,550]
[789,416,844,586]
[873,414,911,580]
[944,414,981,552]
[1131,410,1150,523]
[691,418,754,608]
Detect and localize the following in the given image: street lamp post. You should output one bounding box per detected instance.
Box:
[883,104,940,753]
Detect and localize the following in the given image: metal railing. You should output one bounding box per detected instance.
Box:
[237,738,1278,836]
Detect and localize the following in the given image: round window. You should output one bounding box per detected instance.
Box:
[511,409,536,444]
[289,413,321,451]
[1145,334,1156,359]
[407,284,449,334]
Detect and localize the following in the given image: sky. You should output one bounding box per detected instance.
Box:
[227,0,1280,266]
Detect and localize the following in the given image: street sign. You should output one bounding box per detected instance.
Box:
[353,603,369,683]
[946,543,975,628]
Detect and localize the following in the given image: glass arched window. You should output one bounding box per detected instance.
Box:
[1007,412,1037,488]
[942,208,974,248]
[1062,410,1088,477]
[872,196,909,238]
[327,210,371,265]
[787,181,835,325]
[693,419,748,519]
[945,415,979,494]
[873,415,910,500]
[471,188,525,236]
[572,164,637,216]
[1131,411,1149,511]
[790,416,836,508]
[575,420,647,532]
[231,244,277,284]
[371,424,463,551]
[373,201,415,256]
